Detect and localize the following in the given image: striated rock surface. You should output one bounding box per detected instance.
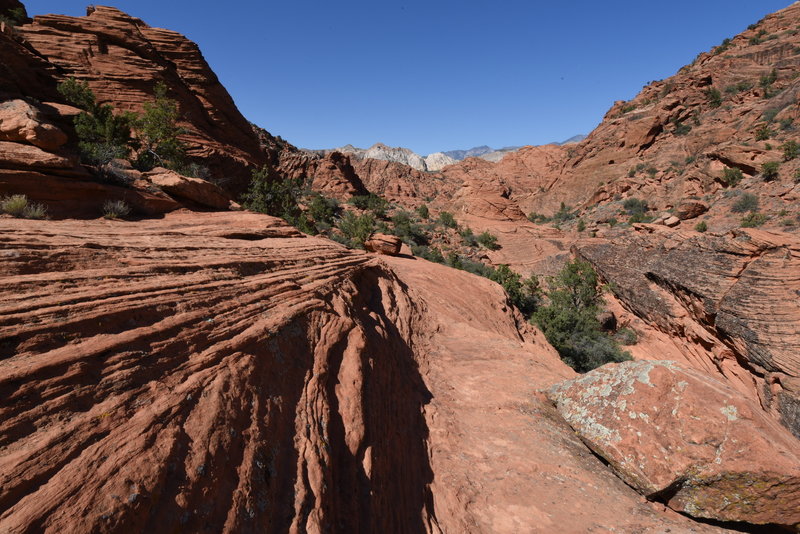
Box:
[577,226,800,437]
[146,168,235,210]
[549,360,800,527]
[0,212,729,533]
[0,99,67,151]
[16,6,266,192]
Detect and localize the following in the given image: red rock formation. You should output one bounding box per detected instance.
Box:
[550,360,800,527]
[364,233,402,255]
[15,6,266,192]
[577,226,800,437]
[0,211,730,533]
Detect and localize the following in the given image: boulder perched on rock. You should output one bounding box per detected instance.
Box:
[0,99,67,151]
[548,360,800,528]
[675,201,709,221]
[147,168,234,210]
[364,233,402,255]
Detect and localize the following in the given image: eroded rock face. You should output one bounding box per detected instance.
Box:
[0,99,67,151]
[146,168,234,210]
[0,212,729,533]
[16,6,266,191]
[549,360,800,527]
[577,227,800,437]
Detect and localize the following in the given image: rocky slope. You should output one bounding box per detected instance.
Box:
[0,211,732,533]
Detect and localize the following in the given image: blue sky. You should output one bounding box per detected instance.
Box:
[23,1,793,154]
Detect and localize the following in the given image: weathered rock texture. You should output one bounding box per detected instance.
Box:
[364,233,402,255]
[577,226,800,438]
[549,360,800,528]
[15,6,266,191]
[0,212,730,533]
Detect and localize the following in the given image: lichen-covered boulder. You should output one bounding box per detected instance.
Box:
[548,360,800,528]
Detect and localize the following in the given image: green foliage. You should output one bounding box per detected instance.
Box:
[132,82,186,171]
[22,202,47,219]
[336,211,375,248]
[755,124,772,141]
[694,220,708,233]
[795,168,800,183]
[623,198,651,223]
[102,200,131,220]
[760,68,778,89]
[532,259,631,373]
[0,6,26,26]
[673,121,692,136]
[307,193,339,227]
[615,327,638,346]
[724,81,754,94]
[57,78,134,165]
[761,161,780,180]
[0,194,28,217]
[350,193,389,217]
[731,193,759,213]
[705,87,722,108]
[608,217,618,228]
[721,167,744,186]
[553,202,577,223]
[713,38,732,55]
[241,166,307,227]
[476,231,500,250]
[741,212,767,227]
[411,244,444,263]
[763,108,780,123]
[781,140,799,161]
[527,212,550,224]
[577,219,586,232]
[390,210,427,245]
[438,211,457,228]
[487,265,540,316]
[459,226,478,247]
[416,204,429,219]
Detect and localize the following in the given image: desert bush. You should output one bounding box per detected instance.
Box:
[553,202,577,223]
[0,194,28,216]
[673,122,692,136]
[307,193,339,227]
[732,192,759,213]
[705,87,722,108]
[615,327,638,346]
[781,140,799,161]
[350,193,389,217]
[476,231,500,250]
[242,166,303,221]
[741,212,767,227]
[532,259,631,372]
[577,219,586,232]
[336,211,375,248]
[694,221,708,232]
[0,7,26,26]
[623,198,649,223]
[761,161,780,180]
[391,210,427,245]
[721,167,743,186]
[528,212,550,224]
[103,200,131,219]
[58,78,135,165]
[755,125,772,141]
[416,204,429,219]
[411,245,444,264]
[459,226,478,247]
[22,203,47,220]
[132,82,187,171]
[438,211,457,228]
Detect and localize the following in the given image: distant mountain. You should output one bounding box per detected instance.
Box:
[442,146,494,161]
[556,134,586,145]
[322,143,458,172]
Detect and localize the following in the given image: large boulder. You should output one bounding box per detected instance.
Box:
[147,168,235,210]
[0,99,67,151]
[548,360,800,528]
[364,233,402,255]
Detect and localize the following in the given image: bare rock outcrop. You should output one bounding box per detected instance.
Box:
[549,360,800,528]
[364,233,402,255]
[146,168,235,210]
[0,212,729,533]
[577,227,800,437]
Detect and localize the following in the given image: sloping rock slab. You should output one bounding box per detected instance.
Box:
[548,360,800,528]
[147,168,233,210]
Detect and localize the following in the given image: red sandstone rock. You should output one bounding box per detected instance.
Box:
[364,233,402,255]
[146,168,234,210]
[675,200,709,220]
[549,360,800,527]
[0,99,67,150]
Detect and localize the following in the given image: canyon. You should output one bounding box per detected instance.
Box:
[0,1,799,533]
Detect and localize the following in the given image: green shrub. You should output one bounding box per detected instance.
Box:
[694,220,708,232]
[0,6,26,26]
[476,231,500,250]
[57,78,134,165]
[623,198,649,222]
[724,81,754,94]
[242,166,303,221]
[132,82,187,171]
[781,140,799,161]
[608,217,618,228]
[416,204,429,219]
[0,194,28,216]
[391,210,427,245]
[307,193,339,227]
[459,226,478,247]
[673,122,692,136]
[350,193,389,217]
[760,68,778,89]
[721,167,744,186]
[705,87,722,108]
[528,212,550,224]
[103,200,131,219]
[732,193,759,213]
[532,259,631,372]
[741,212,767,227]
[553,202,577,223]
[411,245,444,263]
[795,168,800,183]
[755,125,772,141]
[336,211,375,248]
[761,161,780,180]
[615,327,638,346]
[22,203,47,220]
[438,211,457,228]
[577,219,586,232]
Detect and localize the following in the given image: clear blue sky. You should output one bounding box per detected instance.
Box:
[23,0,793,155]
